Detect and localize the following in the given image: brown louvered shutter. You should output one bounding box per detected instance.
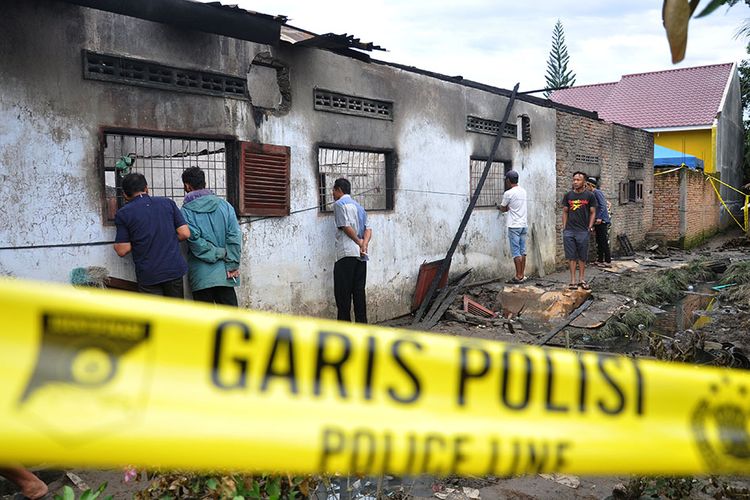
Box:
[239,141,290,216]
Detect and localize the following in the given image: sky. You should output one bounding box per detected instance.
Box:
[208,1,749,92]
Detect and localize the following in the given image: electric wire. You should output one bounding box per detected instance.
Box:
[0,186,708,250]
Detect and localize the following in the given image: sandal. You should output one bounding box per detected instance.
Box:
[579,281,591,290]
[567,283,578,290]
[507,277,523,284]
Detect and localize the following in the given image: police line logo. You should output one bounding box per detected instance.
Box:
[692,377,750,473]
[18,312,152,442]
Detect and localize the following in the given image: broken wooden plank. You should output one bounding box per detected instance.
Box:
[537,298,594,346]
[414,272,472,330]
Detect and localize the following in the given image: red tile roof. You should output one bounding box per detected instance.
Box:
[550,63,735,129]
[548,82,617,113]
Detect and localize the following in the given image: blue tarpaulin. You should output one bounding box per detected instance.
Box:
[654,144,704,169]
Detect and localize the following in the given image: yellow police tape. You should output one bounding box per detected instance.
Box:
[2,277,750,476]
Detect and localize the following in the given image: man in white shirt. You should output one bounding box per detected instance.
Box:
[332,177,372,323]
[497,170,528,284]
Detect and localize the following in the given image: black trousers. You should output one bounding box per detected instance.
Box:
[594,223,611,263]
[193,286,238,306]
[334,257,367,323]
[138,277,184,298]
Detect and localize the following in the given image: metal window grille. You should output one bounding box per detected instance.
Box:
[318,147,391,211]
[103,133,228,218]
[628,161,645,169]
[620,179,644,204]
[314,89,393,120]
[575,154,600,164]
[84,51,247,99]
[519,115,531,143]
[469,159,508,207]
[466,116,517,137]
[629,179,644,202]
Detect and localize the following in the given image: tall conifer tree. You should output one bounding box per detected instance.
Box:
[545,20,576,97]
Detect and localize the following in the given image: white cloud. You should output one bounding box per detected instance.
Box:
[209,1,749,91]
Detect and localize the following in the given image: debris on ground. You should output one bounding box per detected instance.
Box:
[538,473,580,489]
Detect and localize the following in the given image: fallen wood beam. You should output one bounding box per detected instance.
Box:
[537,298,594,346]
[413,271,472,330]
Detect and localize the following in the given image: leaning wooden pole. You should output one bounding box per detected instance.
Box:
[412,83,519,325]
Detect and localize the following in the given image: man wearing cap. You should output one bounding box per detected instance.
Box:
[588,177,611,267]
[497,170,528,284]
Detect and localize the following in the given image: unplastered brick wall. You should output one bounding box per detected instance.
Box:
[684,171,721,247]
[652,170,681,241]
[651,169,720,247]
[555,111,654,264]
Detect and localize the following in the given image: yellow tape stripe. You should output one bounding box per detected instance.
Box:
[654,165,684,176]
[2,278,750,476]
[656,164,747,232]
[708,177,745,232]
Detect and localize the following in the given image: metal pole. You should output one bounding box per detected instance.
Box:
[412,83,520,325]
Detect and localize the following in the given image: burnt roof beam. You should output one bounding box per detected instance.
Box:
[58,0,282,45]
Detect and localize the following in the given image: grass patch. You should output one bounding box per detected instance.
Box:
[721,260,750,285]
[593,305,656,340]
[629,260,716,305]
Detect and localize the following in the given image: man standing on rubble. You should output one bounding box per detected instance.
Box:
[113,173,190,297]
[181,166,242,306]
[562,171,597,290]
[497,170,527,284]
[332,177,372,323]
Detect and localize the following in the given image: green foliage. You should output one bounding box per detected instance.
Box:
[544,20,576,97]
[739,44,750,182]
[629,260,716,305]
[593,305,655,340]
[135,472,317,500]
[53,483,113,500]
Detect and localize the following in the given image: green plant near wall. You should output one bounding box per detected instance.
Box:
[53,483,113,500]
[135,472,318,500]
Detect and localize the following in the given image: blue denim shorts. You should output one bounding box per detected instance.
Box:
[563,229,590,261]
[508,227,527,258]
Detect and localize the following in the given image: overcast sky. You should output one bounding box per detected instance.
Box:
[213,1,749,92]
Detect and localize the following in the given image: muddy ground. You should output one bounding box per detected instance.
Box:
[4,231,750,499]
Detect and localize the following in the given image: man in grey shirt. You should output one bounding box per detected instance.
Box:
[332,177,372,323]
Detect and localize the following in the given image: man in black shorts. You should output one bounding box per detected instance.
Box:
[562,171,597,290]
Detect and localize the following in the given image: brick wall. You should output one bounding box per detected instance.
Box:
[652,170,681,241]
[555,111,654,264]
[684,171,721,247]
[651,168,721,247]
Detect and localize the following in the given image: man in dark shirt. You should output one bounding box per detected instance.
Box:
[562,171,597,290]
[113,173,190,297]
[588,176,612,266]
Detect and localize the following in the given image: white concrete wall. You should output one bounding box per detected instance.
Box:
[0,0,557,321]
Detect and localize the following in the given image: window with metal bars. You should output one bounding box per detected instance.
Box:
[102,132,230,221]
[469,158,511,207]
[317,146,394,212]
[313,89,393,120]
[466,116,518,137]
[83,51,247,99]
[619,179,644,204]
[239,142,290,216]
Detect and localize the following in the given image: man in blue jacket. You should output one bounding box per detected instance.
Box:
[588,177,611,267]
[181,167,242,306]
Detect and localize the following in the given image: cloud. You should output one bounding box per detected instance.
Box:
[207,0,749,91]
